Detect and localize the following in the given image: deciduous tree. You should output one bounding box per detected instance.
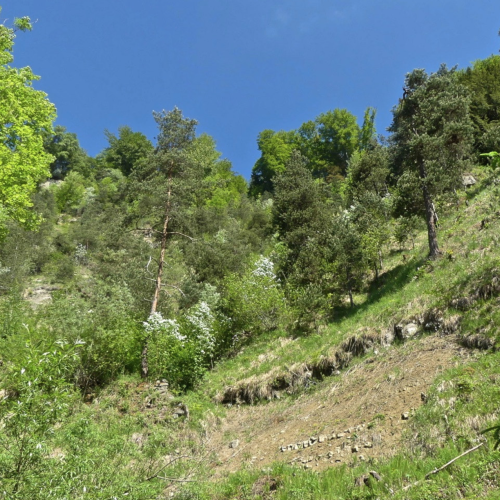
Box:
[0,13,56,235]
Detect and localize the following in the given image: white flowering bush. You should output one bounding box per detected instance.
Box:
[185,301,216,359]
[143,312,186,343]
[146,301,221,389]
[222,255,287,340]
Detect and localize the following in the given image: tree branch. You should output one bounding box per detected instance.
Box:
[166,231,196,241]
[424,443,484,479]
[402,442,484,491]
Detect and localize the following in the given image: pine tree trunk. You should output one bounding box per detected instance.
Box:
[418,162,440,259]
[141,173,172,379]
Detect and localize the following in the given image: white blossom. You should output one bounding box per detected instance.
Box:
[143,312,186,343]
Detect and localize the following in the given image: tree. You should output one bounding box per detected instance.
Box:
[42,125,92,179]
[0,13,56,235]
[330,212,368,307]
[100,125,153,176]
[272,150,330,283]
[249,108,377,196]
[389,65,474,258]
[315,108,361,178]
[457,56,500,155]
[132,107,198,378]
[249,129,297,196]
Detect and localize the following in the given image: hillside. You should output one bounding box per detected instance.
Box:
[1,164,499,499]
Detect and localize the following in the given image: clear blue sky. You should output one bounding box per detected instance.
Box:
[2,1,499,178]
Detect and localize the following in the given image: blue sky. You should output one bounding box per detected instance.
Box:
[2,1,500,178]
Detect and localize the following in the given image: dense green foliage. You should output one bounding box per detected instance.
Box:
[0,12,56,235]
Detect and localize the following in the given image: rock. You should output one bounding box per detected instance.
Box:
[421,392,427,403]
[403,323,419,338]
[309,436,317,444]
[336,432,345,439]
[462,174,476,188]
[0,389,6,399]
[401,412,410,420]
[318,435,327,443]
[358,454,366,461]
[363,442,373,448]
[382,329,395,346]
[229,439,240,449]
[280,446,287,452]
[351,445,359,453]
[369,470,382,481]
[303,440,310,448]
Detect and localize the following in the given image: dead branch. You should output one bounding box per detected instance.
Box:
[424,442,484,479]
[161,283,186,296]
[144,455,191,482]
[402,442,484,491]
[157,476,197,483]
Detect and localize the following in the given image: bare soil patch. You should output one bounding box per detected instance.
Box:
[208,335,471,475]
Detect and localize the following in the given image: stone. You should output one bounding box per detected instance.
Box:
[309,436,317,444]
[402,412,410,420]
[358,454,366,461]
[351,445,359,453]
[303,440,310,448]
[318,435,327,443]
[402,323,419,338]
[463,174,476,188]
[0,389,6,399]
[280,446,287,452]
[382,329,395,346]
[336,432,345,439]
[229,439,240,449]
[364,442,373,448]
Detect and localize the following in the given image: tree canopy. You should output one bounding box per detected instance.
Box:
[0,13,56,234]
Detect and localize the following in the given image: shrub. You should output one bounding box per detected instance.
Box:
[0,340,80,496]
[222,255,287,341]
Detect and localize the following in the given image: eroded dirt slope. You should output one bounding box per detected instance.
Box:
[208,335,472,475]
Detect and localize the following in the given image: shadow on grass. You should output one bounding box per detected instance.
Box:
[329,256,427,323]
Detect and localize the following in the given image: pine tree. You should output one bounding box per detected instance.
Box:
[389,65,474,258]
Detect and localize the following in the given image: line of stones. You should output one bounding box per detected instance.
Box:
[279,424,374,453]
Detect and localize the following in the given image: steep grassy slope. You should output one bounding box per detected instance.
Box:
[2,167,500,499]
[174,167,500,499]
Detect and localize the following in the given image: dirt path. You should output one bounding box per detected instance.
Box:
[208,335,471,474]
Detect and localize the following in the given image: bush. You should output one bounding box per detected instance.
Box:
[222,255,287,341]
[146,300,219,390]
[0,340,80,496]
